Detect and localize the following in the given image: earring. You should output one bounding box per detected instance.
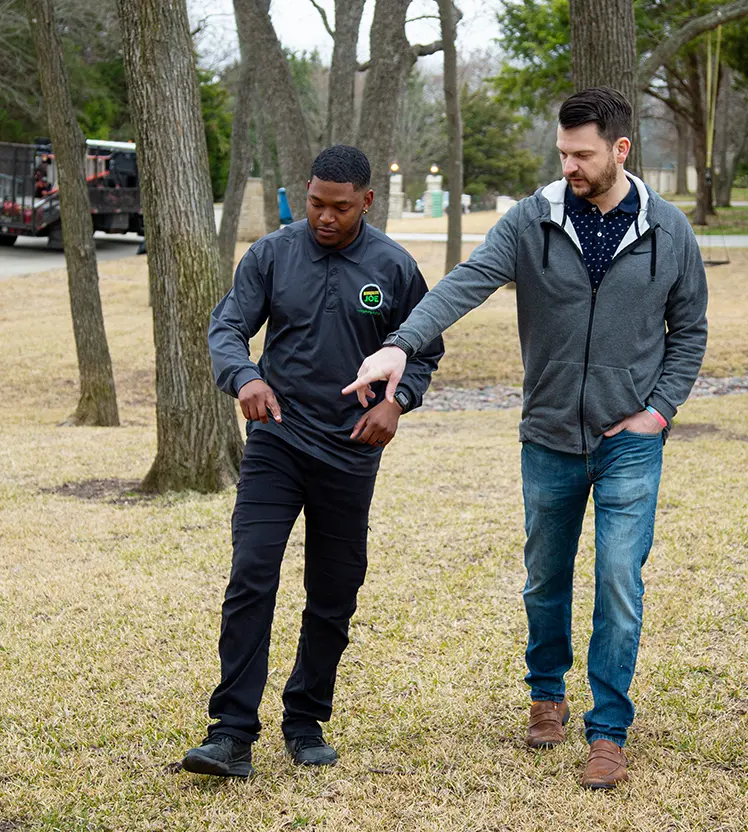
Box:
[363,208,368,214]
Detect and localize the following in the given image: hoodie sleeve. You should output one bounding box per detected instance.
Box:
[389,262,445,411]
[208,248,271,397]
[393,203,521,355]
[645,221,708,423]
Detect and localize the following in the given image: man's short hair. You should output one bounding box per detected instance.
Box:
[558,87,633,145]
[310,145,371,191]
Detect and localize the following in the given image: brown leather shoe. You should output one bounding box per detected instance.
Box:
[526,698,570,748]
[581,739,629,789]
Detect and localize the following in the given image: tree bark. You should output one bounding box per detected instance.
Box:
[116,0,242,492]
[243,0,312,221]
[27,0,119,427]
[688,52,711,226]
[568,0,641,175]
[216,0,273,293]
[217,47,254,293]
[254,95,279,234]
[358,0,417,231]
[327,0,366,145]
[439,0,463,272]
[676,112,691,195]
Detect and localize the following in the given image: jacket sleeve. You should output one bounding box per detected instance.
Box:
[208,248,271,397]
[646,223,708,422]
[394,204,521,355]
[389,263,445,411]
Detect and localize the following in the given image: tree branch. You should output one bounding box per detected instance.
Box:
[638,0,748,90]
[645,85,694,125]
[308,0,334,39]
[357,60,370,72]
[411,39,443,61]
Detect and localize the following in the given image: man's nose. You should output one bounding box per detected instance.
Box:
[563,157,578,176]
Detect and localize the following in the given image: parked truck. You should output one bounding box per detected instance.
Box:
[0,138,143,248]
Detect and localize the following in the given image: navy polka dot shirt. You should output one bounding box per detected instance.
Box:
[564,182,640,290]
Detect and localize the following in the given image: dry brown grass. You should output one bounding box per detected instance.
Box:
[1,247,747,830]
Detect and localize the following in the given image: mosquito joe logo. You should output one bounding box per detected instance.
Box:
[358,283,384,315]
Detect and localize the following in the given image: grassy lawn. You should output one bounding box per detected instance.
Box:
[1,248,747,830]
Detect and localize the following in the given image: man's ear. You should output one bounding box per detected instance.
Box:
[363,188,374,211]
[306,180,311,191]
[616,138,631,165]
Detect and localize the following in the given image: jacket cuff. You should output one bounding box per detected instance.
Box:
[233,367,263,397]
[645,393,676,425]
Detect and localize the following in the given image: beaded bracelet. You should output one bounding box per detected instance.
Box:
[646,405,668,427]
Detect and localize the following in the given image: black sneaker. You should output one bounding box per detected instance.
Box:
[285,735,338,766]
[181,734,254,778]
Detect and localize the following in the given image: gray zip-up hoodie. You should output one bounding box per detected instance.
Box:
[394,174,708,454]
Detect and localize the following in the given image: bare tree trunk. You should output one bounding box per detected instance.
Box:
[327,0,366,145]
[358,0,415,231]
[688,53,711,226]
[216,0,273,293]
[439,0,463,272]
[711,66,748,209]
[568,0,641,175]
[254,96,279,234]
[27,0,119,427]
[116,0,242,493]
[676,113,691,195]
[244,0,311,220]
[217,54,254,293]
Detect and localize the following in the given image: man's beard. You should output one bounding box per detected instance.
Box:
[567,154,618,199]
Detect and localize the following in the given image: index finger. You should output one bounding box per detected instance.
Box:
[342,369,381,397]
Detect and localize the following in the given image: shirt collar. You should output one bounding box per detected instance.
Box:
[304,218,369,264]
[564,180,639,215]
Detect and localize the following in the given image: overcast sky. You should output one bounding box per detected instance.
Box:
[188,0,503,70]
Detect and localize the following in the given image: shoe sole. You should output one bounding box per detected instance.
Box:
[181,752,254,778]
[582,779,626,790]
[292,756,338,767]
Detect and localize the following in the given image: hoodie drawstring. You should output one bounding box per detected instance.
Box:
[650,227,657,280]
[542,224,550,270]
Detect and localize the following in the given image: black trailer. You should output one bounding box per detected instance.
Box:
[0,139,143,248]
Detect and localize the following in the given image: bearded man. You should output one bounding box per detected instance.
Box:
[343,88,708,789]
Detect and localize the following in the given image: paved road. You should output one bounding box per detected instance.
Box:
[0,232,143,279]
[2,205,745,280]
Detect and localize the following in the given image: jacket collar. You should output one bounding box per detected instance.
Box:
[304,218,369,264]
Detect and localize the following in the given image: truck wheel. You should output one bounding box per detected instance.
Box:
[0,234,17,246]
[47,221,63,250]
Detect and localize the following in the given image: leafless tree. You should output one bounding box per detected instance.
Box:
[26,0,119,427]
[438,0,463,271]
[116,0,242,492]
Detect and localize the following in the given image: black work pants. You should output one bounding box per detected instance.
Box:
[207,430,377,743]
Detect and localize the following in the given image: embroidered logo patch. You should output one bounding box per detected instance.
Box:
[359,283,383,311]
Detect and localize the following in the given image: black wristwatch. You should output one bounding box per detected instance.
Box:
[394,389,412,414]
[382,332,415,358]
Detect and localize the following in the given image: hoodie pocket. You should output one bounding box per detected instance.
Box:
[583,364,644,436]
[523,360,585,446]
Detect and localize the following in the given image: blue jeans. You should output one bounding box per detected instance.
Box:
[521,431,663,747]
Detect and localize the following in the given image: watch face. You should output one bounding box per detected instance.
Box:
[395,391,409,410]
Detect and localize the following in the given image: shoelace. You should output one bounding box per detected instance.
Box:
[295,735,326,749]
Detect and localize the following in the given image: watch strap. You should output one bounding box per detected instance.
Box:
[382,332,415,358]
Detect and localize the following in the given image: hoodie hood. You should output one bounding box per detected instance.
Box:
[540,172,652,258]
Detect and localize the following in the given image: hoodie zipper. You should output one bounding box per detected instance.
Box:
[576,225,658,454]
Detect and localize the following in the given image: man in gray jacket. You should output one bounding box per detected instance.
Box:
[343,88,708,789]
